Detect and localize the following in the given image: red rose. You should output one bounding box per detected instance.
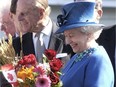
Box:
[49,58,63,72]
[44,49,57,60]
[23,54,36,65]
[18,54,36,65]
[49,72,59,85]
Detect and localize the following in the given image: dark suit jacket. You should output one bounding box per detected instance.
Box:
[97,24,115,71]
[0,71,12,87]
[96,24,116,87]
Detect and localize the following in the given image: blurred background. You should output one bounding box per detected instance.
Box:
[0,0,116,38]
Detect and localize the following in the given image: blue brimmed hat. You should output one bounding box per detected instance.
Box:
[56,2,104,33]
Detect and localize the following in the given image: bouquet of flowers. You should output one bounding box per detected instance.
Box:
[16,49,63,87]
[0,34,63,87]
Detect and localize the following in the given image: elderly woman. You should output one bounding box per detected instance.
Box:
[56,2,114,87]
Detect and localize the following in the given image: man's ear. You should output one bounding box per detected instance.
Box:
[9,13,14,21]
[97,9,103,20]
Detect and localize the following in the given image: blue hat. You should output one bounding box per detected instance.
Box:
[56,2,104,33]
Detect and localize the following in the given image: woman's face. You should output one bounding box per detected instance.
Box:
[64,28,89,53]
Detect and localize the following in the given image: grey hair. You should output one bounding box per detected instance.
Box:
[80,26,103,40]
[35,0,51,16]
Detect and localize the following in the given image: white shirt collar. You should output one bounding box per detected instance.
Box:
[42,19,52,49]
[41,19,52,36]
[33,19,52,51]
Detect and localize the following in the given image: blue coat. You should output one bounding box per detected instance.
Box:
[60,46,114,87]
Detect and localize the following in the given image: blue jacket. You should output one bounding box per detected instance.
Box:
[60,46,114,87]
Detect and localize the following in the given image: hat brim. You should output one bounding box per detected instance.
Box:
[56,23,104,33]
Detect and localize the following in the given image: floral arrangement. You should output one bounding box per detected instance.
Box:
[0,34,63,87]
[16,49,63,87]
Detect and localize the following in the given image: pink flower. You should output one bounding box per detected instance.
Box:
[33,65,46,75]
[35,75,51,87]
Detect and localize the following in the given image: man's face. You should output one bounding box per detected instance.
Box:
[16,0,41,33]
[0,13,16,37]
[94,0,103,23]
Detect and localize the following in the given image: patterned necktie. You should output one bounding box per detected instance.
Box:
[36,33,46,63]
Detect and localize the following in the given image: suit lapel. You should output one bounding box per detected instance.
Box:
[48,21,64,53]
[22,32,35,55]
[13,32,35,56]
[48,34,64,53]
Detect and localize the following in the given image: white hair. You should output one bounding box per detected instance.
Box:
[80,26,103,40]
[25,0,51,16]
[35,0,51,16]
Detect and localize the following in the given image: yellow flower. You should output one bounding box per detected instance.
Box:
[17,66,35,82]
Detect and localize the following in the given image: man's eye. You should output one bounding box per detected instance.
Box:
[20,13,25,16]
[69,34,73,37]
[1,25,6,30]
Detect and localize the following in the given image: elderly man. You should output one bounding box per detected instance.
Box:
[0,0,15,86]
[11,0,73,64]
[0,0,16,38]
